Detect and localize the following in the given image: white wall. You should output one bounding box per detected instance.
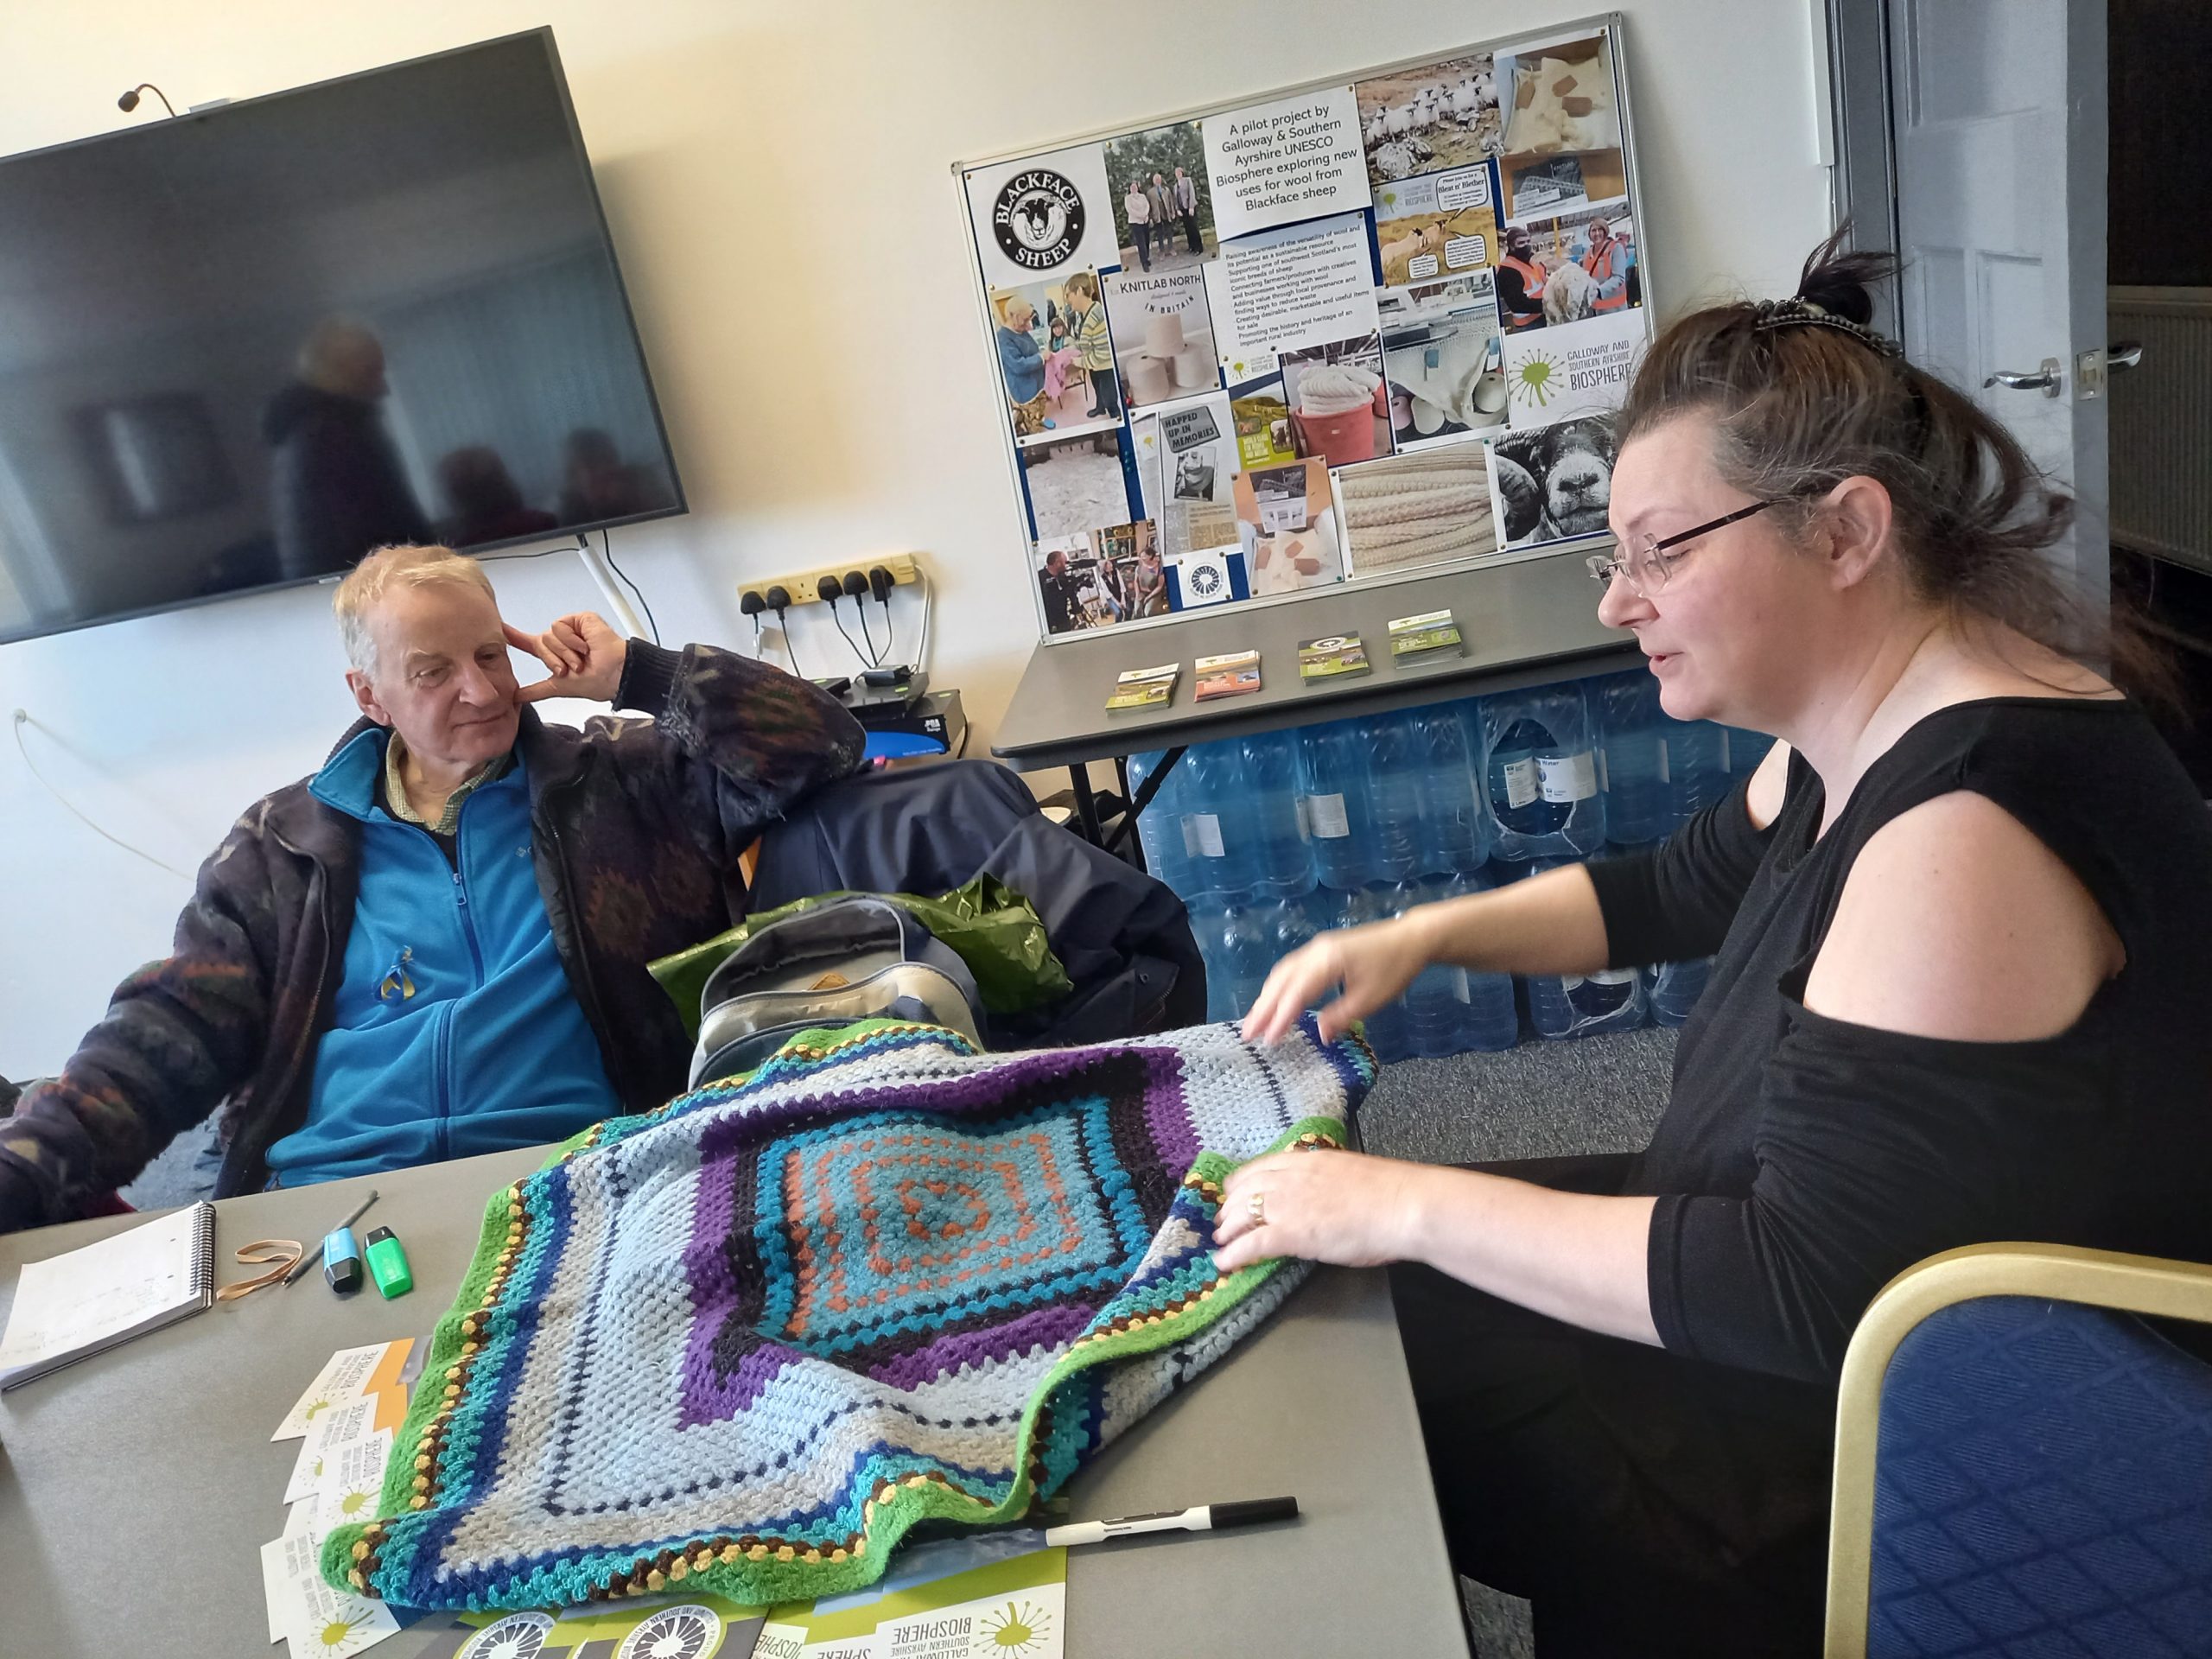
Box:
[0,0,1830,1077]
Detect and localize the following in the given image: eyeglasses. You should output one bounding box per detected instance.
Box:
[1586,501,1775,598]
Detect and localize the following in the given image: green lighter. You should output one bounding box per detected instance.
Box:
[363,1226,414,1299]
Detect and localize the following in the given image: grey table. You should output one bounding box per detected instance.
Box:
[990,549,1638,844]
[0,1149,1468,1657]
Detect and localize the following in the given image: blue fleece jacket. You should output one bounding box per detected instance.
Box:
[264,729,620,1186]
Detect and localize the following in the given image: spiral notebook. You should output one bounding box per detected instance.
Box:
[0,1200,217,1390]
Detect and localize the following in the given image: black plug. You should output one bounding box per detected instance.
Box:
[841,570,868,601]
[816,575,843,606]
[764,584,791,613]
[739,590,766,620]
[868,565,894,605]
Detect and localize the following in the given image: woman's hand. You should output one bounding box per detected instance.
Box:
[1212,1147,1427,1274]
[1240,915,1431,1046]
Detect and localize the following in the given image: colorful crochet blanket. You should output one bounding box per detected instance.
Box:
[323,1016,1371,1611]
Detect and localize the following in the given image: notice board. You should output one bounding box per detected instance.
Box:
[957,14,1651,645]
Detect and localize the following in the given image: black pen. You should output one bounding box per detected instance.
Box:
[1041,1497,1299,1548]
[284,1189,380,1287]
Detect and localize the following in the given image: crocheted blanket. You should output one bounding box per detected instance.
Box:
[323,1016,1371,1612]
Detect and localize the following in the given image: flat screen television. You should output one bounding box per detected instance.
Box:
[0,29,684,645]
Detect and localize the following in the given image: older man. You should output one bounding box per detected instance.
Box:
[0,544,865,1230]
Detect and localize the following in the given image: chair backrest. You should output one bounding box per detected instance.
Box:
[1866,1294,2212,1656]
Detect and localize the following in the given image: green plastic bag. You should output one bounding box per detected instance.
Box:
[647,874,1073,1042]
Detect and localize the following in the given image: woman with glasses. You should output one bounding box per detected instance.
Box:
[1220,232,2212,1655]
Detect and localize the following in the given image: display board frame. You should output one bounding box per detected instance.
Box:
[954,12,1652,649]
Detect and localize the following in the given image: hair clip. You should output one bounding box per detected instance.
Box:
[1751,296,1903,357]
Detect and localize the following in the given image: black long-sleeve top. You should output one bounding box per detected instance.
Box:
[1583,698,2212,1385]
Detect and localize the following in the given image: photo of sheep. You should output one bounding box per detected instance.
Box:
[1103,123,1216,275]
[1375,169,1500,289]
[1355,54,1503,187]
[1488,415,1617,550]
[1020,429,1135,540]
[1496,34,1621,156]
[1334,443,1499,578]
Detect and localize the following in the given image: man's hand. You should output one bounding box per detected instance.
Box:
[506,613,629,704]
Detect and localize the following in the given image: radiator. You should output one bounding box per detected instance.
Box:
[2109,286,2212,575]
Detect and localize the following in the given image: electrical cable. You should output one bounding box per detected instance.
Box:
[830,605,876,670]
[855,594,885,664]
[601,529,660,645]
[12,711,194,881]
[913,569,933,674]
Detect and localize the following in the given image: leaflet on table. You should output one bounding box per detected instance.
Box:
[1193,649,1262,701]
[262,1467,401,1656]
[1387,608,1465,660]
[1297,633,1370,680]
[283,1393,380,1503]
[390,1600,767,1659]
[1106,661,1179,712]
[272,1338,414,1440]
[758,1538,1069,1659]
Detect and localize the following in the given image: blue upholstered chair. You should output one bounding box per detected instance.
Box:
[1826,1244,2212,1656]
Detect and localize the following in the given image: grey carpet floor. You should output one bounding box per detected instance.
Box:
[1357,1025,1677,1659]
[120,1024,1680,1656]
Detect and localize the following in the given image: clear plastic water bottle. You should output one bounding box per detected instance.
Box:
[1332,884,1412,1061]
[1593,671,1670,847]
[1196,900,1274,1023]
[1665,720,1728,827]
[1519,860,1646,1039]
[1378,875,1469,1058]
[1128,749,1195,897]
[1453,868,1522,1052]
[1296,717,1373,892]
[1242,730,1315,899]
[1411,702,1492,874]
[1646,957,1712,1028]
[1480,685,1607,860]
[1361,713,1423,887]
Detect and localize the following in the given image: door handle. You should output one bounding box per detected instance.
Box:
[2108,340,2144,372]
[1984,357,2063,397]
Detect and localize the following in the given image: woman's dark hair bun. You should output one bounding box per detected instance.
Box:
[1793,224,1894,327]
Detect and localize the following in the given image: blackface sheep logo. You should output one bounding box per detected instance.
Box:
[993,170,1086,270]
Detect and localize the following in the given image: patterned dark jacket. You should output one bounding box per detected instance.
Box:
[0,641,866,1230]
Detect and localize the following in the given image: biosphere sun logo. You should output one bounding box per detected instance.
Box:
[992,170,1086,270]
[1510,348,1561,410]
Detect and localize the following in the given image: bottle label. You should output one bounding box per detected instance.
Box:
[1656,739,1671,785]
[1190,813,1226,858]
[1500,756,1539,810]
[1537,752,1597,803]
[1308,792,1351,839]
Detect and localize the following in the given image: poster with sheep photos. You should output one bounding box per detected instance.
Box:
[961,21,1648,643]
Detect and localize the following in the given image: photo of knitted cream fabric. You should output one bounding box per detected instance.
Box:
[1335,443,1498,577]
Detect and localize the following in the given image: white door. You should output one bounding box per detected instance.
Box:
[1889,0,2110,601]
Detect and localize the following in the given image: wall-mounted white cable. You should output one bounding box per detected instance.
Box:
[912,569,933,675]
[11,709,195,882]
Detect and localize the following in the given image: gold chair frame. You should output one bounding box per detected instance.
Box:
[1826,1242,2212,1655]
